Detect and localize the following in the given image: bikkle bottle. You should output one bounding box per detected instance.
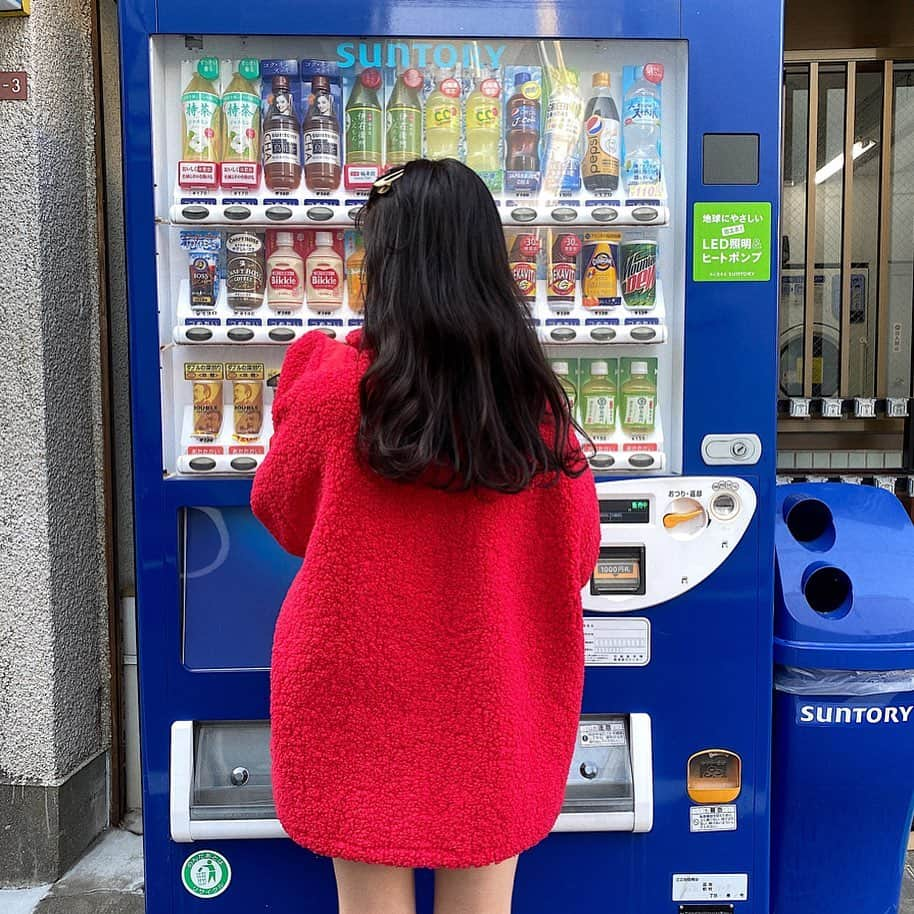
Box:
[262,75,302,191]
[306,232,344,311]
[386,69,423,166]
[582,72,621,192]
[266,231,305,309]
[303,74,341,191]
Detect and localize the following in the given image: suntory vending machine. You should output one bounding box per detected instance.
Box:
[119,1,782,910]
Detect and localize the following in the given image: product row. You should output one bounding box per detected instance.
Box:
[175,55,665,201]
[169,228,666,346]
[551,356,665,471]
[177,360,277,474]
[165,351,666,476]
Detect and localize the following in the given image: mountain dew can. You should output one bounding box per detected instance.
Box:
[620,239,657,309]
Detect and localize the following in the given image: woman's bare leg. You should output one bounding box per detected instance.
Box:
[433,855,519,914]
[332,858,416,914]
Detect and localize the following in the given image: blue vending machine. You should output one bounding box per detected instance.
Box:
[120,1,782,910]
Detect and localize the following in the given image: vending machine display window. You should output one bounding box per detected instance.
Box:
[147,35,688,478]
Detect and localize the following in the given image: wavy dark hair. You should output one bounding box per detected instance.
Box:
[355,158,587,494]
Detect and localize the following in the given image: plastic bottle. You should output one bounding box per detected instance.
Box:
[620,360,656,433]
[425,75,461,159]
[266,232,305,309]
[222,63,260,166]
[582,72,620,192]
[306,231,344,311]
[622,65,662,190]
[345,237,366,313]
[541,68,582,194]
[386,69,423,166]
[581,361,616,435]
[345,69,383,166]
[505,72,540,172]
[508,233,539,302]
[465,76,501,172]
[262,75,302,191]
[303,74,341,191]
[552,361,577,412]
[181,58,222,162]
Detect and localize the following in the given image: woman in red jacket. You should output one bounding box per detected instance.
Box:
[251,158,601,914]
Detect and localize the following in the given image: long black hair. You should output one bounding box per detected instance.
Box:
[356,158,587,494]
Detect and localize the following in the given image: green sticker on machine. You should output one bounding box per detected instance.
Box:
[181,850,231,899]
[693,202,771,282]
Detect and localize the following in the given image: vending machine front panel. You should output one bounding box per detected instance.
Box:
[120,2,780,911]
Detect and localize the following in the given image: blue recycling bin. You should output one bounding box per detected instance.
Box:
[772,483,914,914]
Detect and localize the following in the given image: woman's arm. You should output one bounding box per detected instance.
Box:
[250,332,333,557]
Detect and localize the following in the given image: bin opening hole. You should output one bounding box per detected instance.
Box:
[803,566,852,615]
[784,498,835,551]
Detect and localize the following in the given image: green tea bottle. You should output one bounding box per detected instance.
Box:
[620,360,656,433]
[581,360,616,435]
[552,361,577,413]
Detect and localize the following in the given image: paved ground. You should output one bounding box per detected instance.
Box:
[2,829,914,912]
[0,827,144,914]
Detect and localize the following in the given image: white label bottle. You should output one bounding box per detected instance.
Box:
[266,231,305,309]
[305,231,343,311]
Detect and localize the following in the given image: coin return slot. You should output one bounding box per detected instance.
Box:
[687,749,741,804]
[591,546,645,596]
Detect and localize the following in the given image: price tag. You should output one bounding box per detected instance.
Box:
[840,475,864,486]
[821,398,843,418]
[907,477,914,498]
[775,475,792,486]
[806,475,829,483]
[854,397,876,418]
[874,475,898,493]
[886,398,909,418]
[0,71,27,101]
[789,398,810,418]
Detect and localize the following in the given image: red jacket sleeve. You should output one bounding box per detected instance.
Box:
[573,469,601,589]
[250,332,333,557]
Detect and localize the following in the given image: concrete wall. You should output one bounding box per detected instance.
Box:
[0,0,111,886]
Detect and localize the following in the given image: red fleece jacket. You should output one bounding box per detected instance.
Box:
[251,329,601,868]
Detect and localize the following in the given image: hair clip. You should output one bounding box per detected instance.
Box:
[373,169,405,195]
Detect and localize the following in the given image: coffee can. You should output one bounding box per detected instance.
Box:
[620,239,657,310]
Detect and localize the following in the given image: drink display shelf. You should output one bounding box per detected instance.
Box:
[168,280,666,347]
[175,404,272,476]
[167,193,669,229]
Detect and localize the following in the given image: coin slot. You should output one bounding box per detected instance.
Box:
[687,749,741,804]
